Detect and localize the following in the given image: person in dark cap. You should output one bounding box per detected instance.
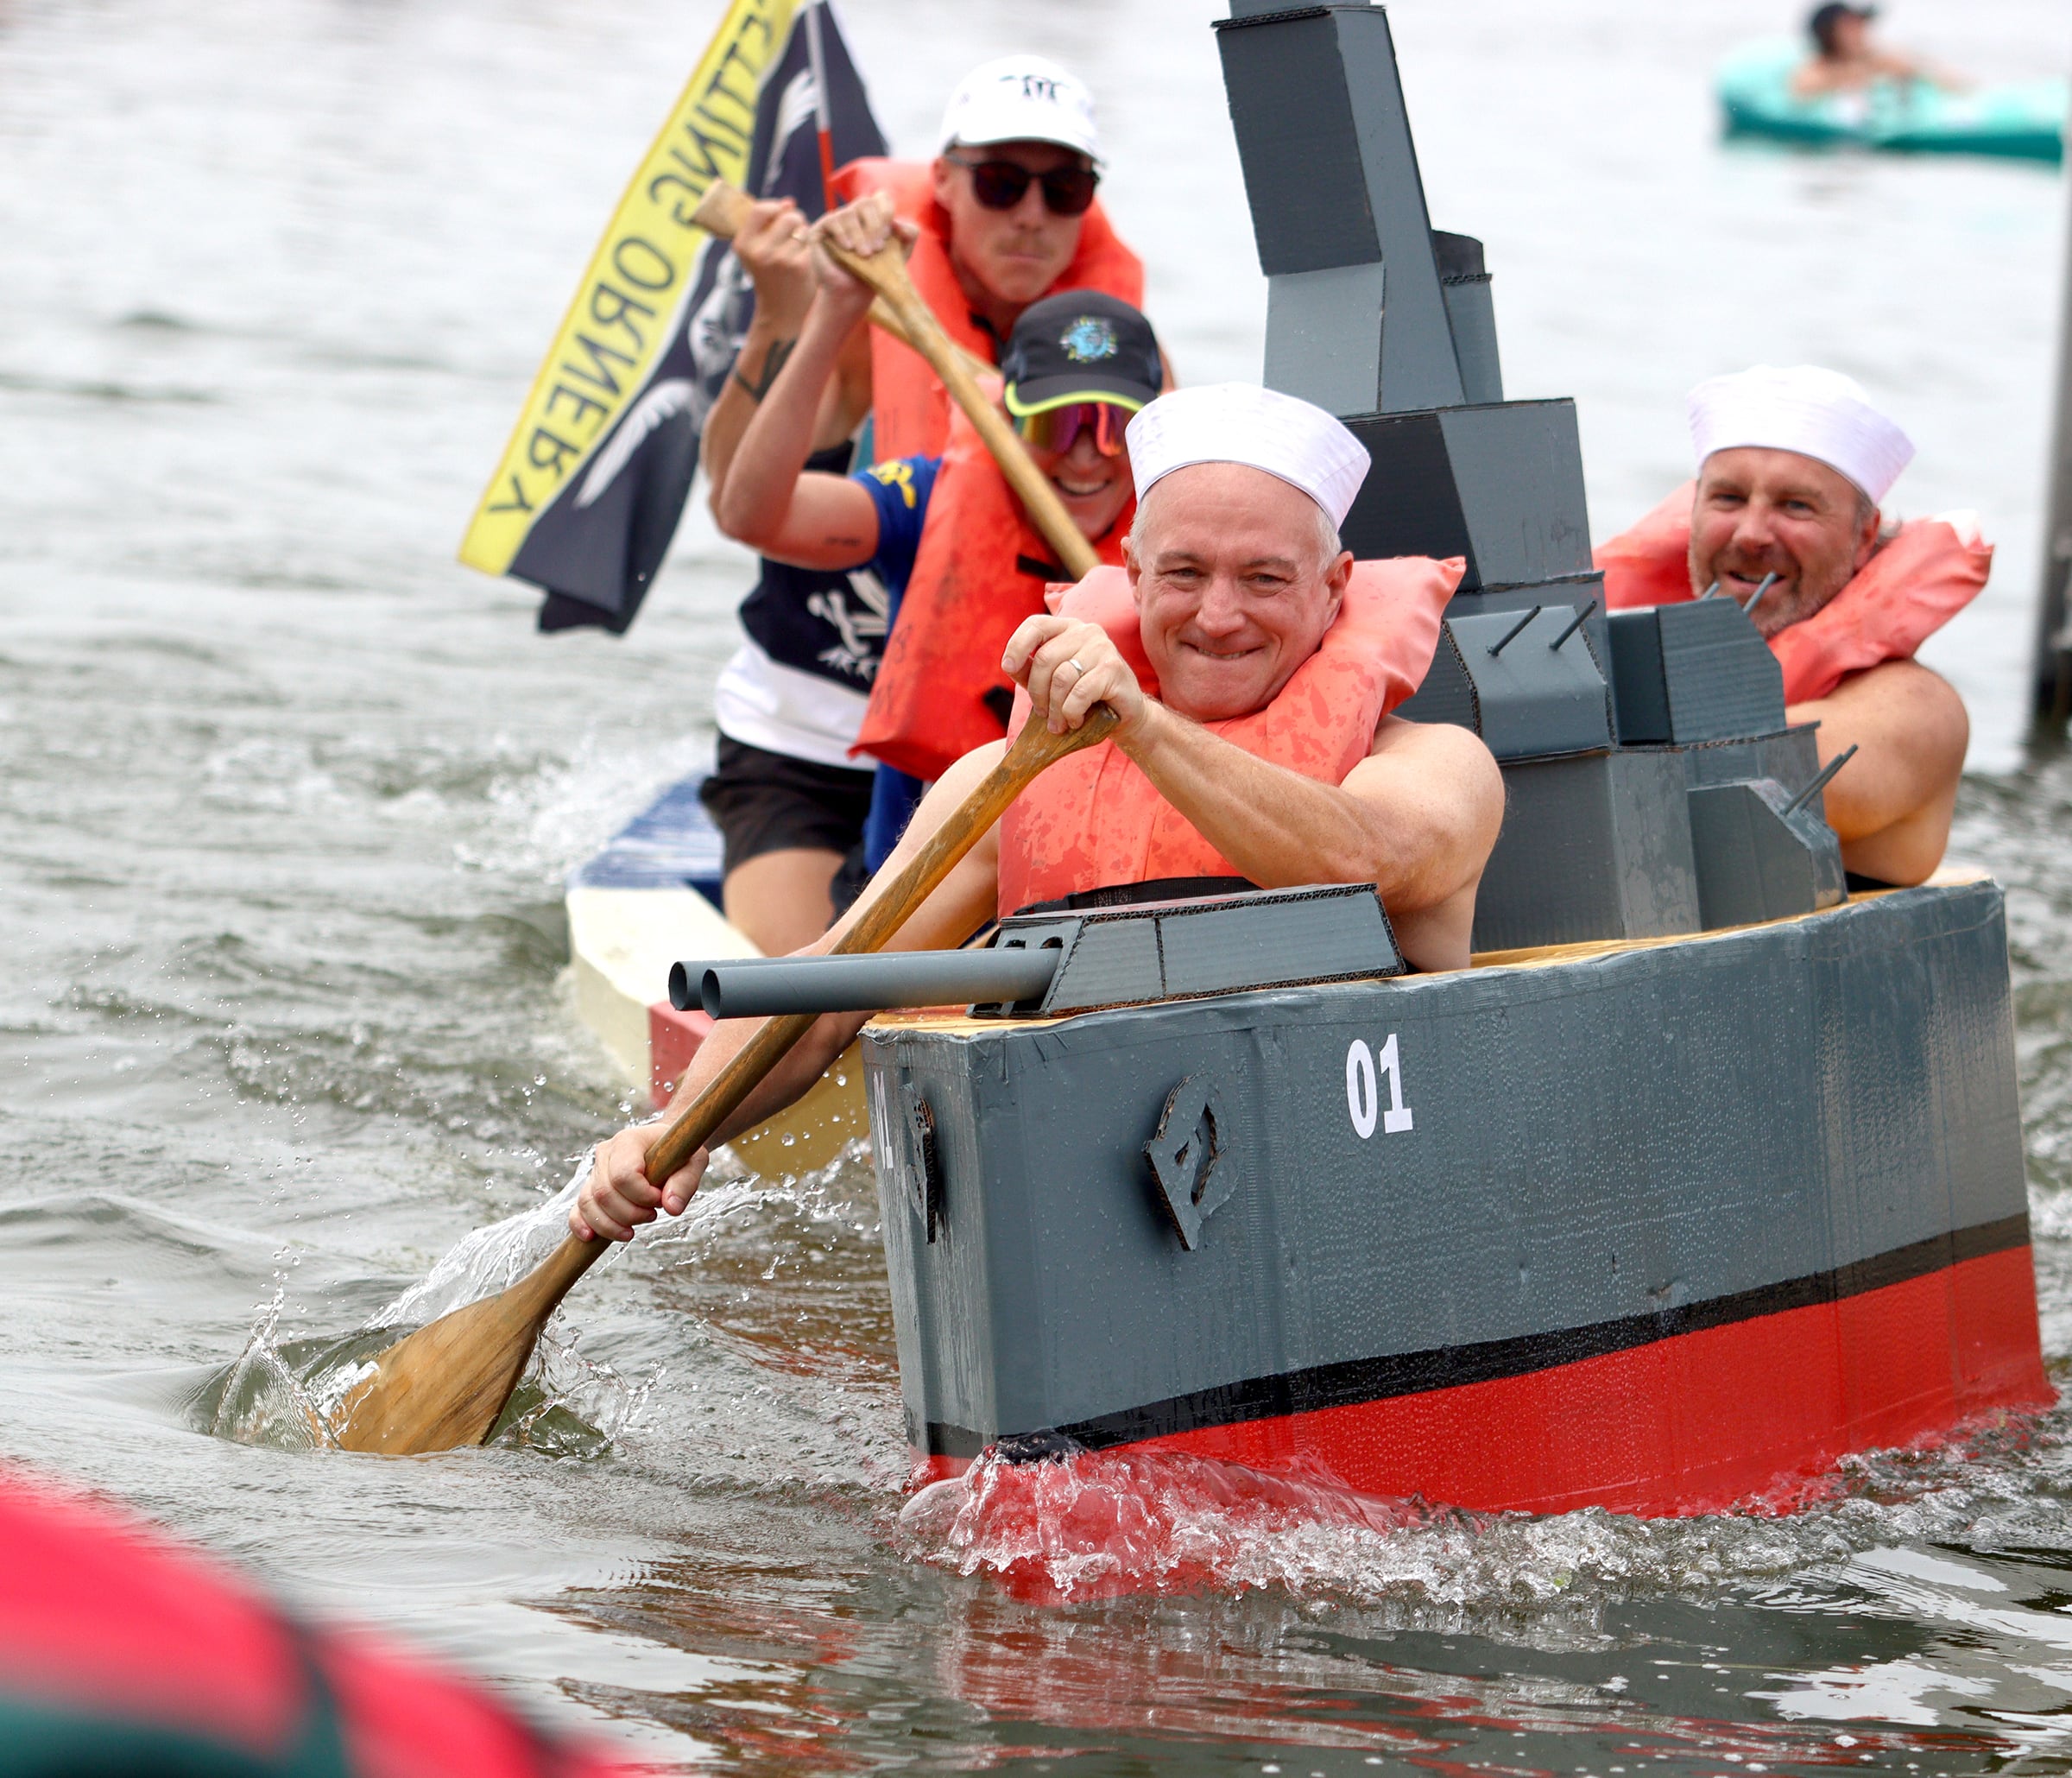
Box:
[1792,3,1964,98]
[717,226,1165,871]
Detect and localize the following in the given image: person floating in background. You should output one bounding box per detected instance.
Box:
[715,203,1164,871]
[1791,3,1965,98]
[575,385,1505,1243]
[1595,364,1989,887]
[696,51,1143,950]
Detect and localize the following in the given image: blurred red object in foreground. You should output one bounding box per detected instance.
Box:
[0,1464,647,1776]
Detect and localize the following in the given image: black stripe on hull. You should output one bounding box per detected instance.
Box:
[922,1213,2031,1461]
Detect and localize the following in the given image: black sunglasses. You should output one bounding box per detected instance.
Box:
[944,151,1099,218]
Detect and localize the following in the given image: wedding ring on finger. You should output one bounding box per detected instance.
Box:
[1062,657,1086,680]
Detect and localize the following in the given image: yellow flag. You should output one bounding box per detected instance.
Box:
[460,0,796,604]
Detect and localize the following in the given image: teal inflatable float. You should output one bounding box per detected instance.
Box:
[1717,40,2064,164]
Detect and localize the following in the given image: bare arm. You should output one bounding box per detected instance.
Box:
[572,743,1006,1241]
[1873,47,1967,90]
[1788,659,1968,885]
[713,285,885,570]
[1006,614,1505,971]
[714,199,919,571]
[702,199,875,505]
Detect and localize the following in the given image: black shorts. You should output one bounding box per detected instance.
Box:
[699,737,875,878]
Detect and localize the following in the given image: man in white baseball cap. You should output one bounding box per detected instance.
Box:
[926,54,1109,336]
[1598,364,1990,886]
[573,385,1504,1244]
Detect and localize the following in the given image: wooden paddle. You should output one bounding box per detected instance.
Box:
[332,705,1118,1456]
[690,181,994,383]
[692,180,1100,582]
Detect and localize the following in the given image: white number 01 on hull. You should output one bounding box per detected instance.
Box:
[1346,1035,1413,1138]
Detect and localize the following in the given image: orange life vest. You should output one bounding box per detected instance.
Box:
[995,557,1464,918]
[833,158,1145,460]
[854,405,1133,782]
[1594,481,1992,704]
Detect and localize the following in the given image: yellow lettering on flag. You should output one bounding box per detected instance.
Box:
[459,0,796,578]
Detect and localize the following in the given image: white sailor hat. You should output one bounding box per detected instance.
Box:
[1688,364,1915,503]
[1124,383,1371,528]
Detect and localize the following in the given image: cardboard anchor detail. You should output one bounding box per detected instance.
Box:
[858,0,2051,1515]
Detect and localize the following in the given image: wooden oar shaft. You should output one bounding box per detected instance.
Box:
[823,237,1100,582]
[690,181,989,381]
[524,1009,820,1307]
[688,179,1098,582]
[511,705,1121,1329]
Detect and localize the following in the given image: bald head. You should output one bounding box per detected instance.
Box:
[1124,462,1353,722]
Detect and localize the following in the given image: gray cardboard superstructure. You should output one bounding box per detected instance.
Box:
[1605,602,1791,745]
[1219,3,1462,416]
[1337,404,1595,594]
[1217,1,1590,608]
[1213,0,1836,954]
[983,884,1403,1018]
[1469,750,1701,950]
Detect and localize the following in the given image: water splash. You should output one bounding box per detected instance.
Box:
[372,1160,592,1330]
[900,1446,1432,1606]
[194,1159,648,1454]
[193,1150,809,1457]
[899,1410,2066,1620]
[196,1284,351,1450]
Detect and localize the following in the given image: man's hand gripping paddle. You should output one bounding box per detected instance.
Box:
[692,180,1100,584]
[331,707,1117,1455]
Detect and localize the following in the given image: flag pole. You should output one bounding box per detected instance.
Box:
[2034,106,2072,734]
[804,0,839,212]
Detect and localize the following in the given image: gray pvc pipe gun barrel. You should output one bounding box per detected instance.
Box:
[671,946,1061,1019]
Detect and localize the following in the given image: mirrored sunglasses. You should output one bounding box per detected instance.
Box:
[1011,400,1134,457]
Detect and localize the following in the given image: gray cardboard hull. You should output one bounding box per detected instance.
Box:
[864,880,2050,1515]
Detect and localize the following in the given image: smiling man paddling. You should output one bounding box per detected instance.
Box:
[1598,364,1991,887]
[574,384,1502,1243]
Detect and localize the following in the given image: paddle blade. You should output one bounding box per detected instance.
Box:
[330,1289,547,1455]
[331,1232,604,1455]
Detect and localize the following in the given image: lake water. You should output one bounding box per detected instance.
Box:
[4,0,2072,1769]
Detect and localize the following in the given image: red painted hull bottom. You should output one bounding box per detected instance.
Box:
[911,1246,2055,1517]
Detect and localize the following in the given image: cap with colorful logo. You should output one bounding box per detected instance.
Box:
[1000,290,1163,418]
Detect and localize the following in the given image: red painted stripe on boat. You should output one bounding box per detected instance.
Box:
[913,1246,2053,1517]
[648,1001,711,1111]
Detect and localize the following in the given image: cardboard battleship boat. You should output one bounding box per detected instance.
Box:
[676,1,2052,1516]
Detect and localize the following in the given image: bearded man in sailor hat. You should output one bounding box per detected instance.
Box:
[573,384,1504,1244]
[1597,365,1990,888]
